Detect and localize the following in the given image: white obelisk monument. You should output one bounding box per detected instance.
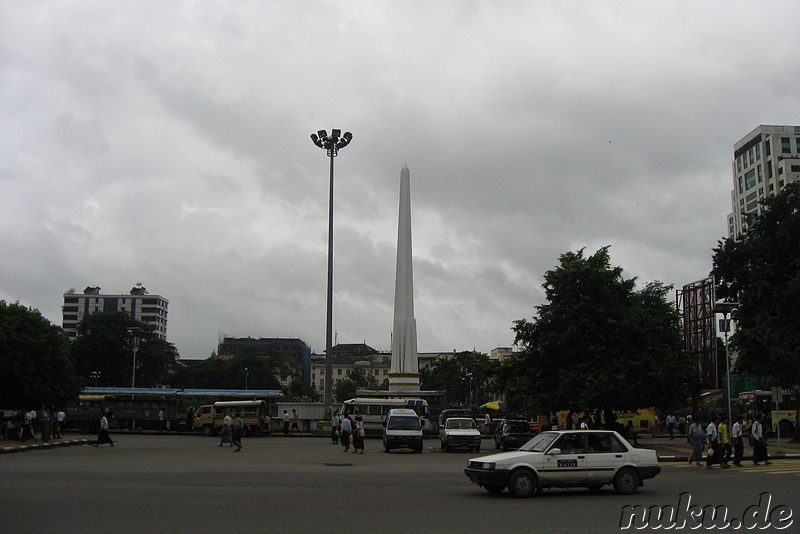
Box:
[389,165,420,391]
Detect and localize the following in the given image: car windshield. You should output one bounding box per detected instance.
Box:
[518,432,558,452]
[447,419,476,429]
[504,422,531,433]
[387,416,421,431]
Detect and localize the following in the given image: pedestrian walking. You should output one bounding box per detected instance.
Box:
[330,412,341,444]
[718,415,731,468]
[665,413,677,439]
[95,413,114,447]
[282,410,290,435]
[219,413,233,447]
[352,415,365,454]
[688,416,704,466]
[291,409,302,435]
[232,412,244,452]
[751,414,771,465]
[340,415,352,452]
[731,414,744,466]
[705,415,721,469]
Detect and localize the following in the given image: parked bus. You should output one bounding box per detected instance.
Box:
[340,398,431,436]
[736,390,796,436]
[64,395,115,434]
[194,400,270,437]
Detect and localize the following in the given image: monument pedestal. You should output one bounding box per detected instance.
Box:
[388,372,420,392]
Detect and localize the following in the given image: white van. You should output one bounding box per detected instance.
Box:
[383,408,423,453]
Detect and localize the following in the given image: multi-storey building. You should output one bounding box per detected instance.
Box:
[62,285,169,341]
[728,125,800,238]
[310,344,488,397]
[216,336,312,383]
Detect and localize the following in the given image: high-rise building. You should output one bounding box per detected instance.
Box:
[728,125,800,238]
[62,285,169,341]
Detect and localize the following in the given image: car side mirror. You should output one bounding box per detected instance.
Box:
[546,448,561,455]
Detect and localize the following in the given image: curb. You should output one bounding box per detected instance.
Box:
[657,453,800,462]
[0,438,90,454]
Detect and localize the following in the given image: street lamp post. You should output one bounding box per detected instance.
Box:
[127,327,144,389]
[713,301,739,427]
[310,128,353,415]
[91,371,100,387]
[245,367,249,390]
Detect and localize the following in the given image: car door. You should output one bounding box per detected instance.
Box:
[541,432,588,484]
[585,432,628,483]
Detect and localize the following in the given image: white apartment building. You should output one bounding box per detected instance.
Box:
[62,285,169,341]
[728,125,800,238]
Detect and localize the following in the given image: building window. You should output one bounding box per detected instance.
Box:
[765,139,771,156]
[755,144,761,160]
[745,170,756,190]
[781,137,791,153]
[791,165,800,172]
[757,165,763,183]
[337,369,342,375]
[768,161,774,179]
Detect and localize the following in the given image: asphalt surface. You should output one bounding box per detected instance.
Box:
[2,433,799,534]
[4,431,800,461]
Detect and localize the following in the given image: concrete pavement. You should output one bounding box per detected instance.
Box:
[3,431,800,462]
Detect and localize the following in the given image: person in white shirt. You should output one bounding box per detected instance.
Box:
[750,414,771,465]
[340,415,352,452]
[95,414,114,447]
[731,415,744,466]
[705,415,720,469]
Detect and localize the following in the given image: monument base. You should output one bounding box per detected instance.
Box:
[388,372,420,391]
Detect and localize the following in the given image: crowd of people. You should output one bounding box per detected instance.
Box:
[328,412,365,453]
[1,407,66,443]
[688,412,772,468]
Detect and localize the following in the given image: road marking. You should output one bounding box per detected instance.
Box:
[670,460,800,476]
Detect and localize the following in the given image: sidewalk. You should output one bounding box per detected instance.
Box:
[636,434,800,462]
[1,437,90,454]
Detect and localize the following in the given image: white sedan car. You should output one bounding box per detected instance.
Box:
[464,429,660,497]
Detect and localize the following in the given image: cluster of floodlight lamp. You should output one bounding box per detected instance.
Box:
[310,129,353,157]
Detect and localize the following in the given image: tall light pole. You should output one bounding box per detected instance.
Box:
[245,367,249,390]
[713,301,739,427]
[310,128,353,415]
[127,327,144,389]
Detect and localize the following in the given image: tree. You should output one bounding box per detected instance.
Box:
[502,247,692,423]
[421,351,498,408]
[70,312,178,387]
[0,300,82,408]
[711,182,800,388]
[171,351,288,390]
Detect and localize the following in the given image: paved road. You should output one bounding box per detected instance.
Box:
[2,435,798,533]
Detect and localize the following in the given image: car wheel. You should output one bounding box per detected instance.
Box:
[613,467,640,495]
[508,469,537,498]
[484,484,505,494]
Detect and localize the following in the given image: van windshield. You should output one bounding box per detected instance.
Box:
[387,416,421,431]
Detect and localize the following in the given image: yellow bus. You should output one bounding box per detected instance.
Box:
[194,400,269,437]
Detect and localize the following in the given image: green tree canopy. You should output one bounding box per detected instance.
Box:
[171,348,294,391]
[501,247,692,421]
[711,182,800,387]
[421,351,498,408]
[70,311,178,387]
[0,300,82,408]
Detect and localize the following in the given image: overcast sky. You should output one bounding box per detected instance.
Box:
[2,1,799,359]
